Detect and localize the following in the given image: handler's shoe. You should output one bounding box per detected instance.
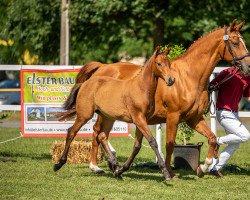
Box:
[209,169,223,178]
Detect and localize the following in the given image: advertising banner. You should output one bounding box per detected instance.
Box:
[21,69,129,137]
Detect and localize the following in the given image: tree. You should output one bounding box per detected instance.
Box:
[1,0,250,65]
[0,0,60,64]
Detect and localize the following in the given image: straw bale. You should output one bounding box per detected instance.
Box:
[51,140,104,164]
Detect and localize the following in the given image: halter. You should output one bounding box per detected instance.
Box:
[221,27,250,71]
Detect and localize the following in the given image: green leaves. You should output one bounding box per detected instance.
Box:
[177,122,195,145]
[0,0,60,64]
[161,44,186,60]
[1,0,250,64]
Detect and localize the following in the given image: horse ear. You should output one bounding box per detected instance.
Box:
[229,19,237,32]
[235,20,245,31]
[164,48,171,56]
[155,46,161,56]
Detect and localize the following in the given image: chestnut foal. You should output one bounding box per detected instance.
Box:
[55,47,175,180]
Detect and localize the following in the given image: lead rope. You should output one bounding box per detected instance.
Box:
[205,93,216,115]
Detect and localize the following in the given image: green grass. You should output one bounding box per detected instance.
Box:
[0,127,249,200]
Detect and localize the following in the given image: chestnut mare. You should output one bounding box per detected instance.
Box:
[54,48,175,179]
[58,20,250,179]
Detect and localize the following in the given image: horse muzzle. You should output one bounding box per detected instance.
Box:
[236,61,250,75]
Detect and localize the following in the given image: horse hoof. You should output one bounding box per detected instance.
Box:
[164,176,172,181]
[196,166,205,178]
[53,163,62,172]
[162,168,173,180]
[172,175,180,180]
[169,171,175,179]
[114,172,123,180]
[107,160,113,171]
[89,162,105,174]
[114,167,123,178]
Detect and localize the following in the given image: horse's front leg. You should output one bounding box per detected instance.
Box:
[190,117,217,177]
[134,114,171,180]
[114,127,143,177]
[165,113,180,178]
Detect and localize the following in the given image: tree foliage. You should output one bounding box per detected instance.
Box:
[0,0,60,64]
[0,0,250,65]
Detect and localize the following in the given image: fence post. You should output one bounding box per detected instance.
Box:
[156,124,164,162]
[209,74,217,136]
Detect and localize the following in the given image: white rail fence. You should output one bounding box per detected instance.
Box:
[1,65,250,146]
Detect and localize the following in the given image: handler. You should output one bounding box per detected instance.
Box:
[208,66,250,177]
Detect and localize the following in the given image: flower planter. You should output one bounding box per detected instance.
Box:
[173,142,203,171]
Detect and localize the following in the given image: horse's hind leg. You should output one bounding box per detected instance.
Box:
[90,114,117,173]
[95,116,120,173]
[89,115,118,173]
[114,127,143,177]
[53,116,90,172]
[89,115,105,173]
[191,118,216,177]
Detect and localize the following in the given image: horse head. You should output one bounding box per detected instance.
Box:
[220,19,250,75]
[154,46,175,86]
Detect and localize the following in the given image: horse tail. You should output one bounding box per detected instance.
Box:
[57,62,102,121]
[76,61,102,83]
[56,83,81,121]
[63,83,82,110]
[57,107,76,121]
[64,61,102,110]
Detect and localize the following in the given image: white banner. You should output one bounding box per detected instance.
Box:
[21,69,129,137]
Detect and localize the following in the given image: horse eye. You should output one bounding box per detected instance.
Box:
[232,42,239,47]
[157,62,162,67]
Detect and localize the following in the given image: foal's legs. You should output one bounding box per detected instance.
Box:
[114,127,143,177]
[190,117,217,177]
[95,116,121,173]
[90,115,118,173]
[53,115,90,171]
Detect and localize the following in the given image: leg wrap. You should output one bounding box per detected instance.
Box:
[200,158,213,173]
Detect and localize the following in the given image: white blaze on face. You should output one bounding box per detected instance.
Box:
[239,34,248,52]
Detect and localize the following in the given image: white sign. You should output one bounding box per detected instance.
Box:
[21,69,129,137]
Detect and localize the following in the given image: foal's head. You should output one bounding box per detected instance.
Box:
[152,46,175,86]
[219,19,250,75]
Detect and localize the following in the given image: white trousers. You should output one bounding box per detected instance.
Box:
[210,110,250,171]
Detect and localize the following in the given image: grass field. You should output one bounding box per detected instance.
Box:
[0,125,250,200]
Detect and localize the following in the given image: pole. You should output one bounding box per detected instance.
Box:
[60,0,70,65]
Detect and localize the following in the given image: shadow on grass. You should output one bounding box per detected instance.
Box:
[0,157,17,162]
[223,164,250,176]
[0,151,51,161]
[78,164,173,184]
[105,155,250,179]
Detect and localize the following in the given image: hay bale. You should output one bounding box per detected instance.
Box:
[51,140,104,164]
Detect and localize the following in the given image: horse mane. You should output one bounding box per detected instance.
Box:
[172,27,224,61]
[130,51,156,79]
